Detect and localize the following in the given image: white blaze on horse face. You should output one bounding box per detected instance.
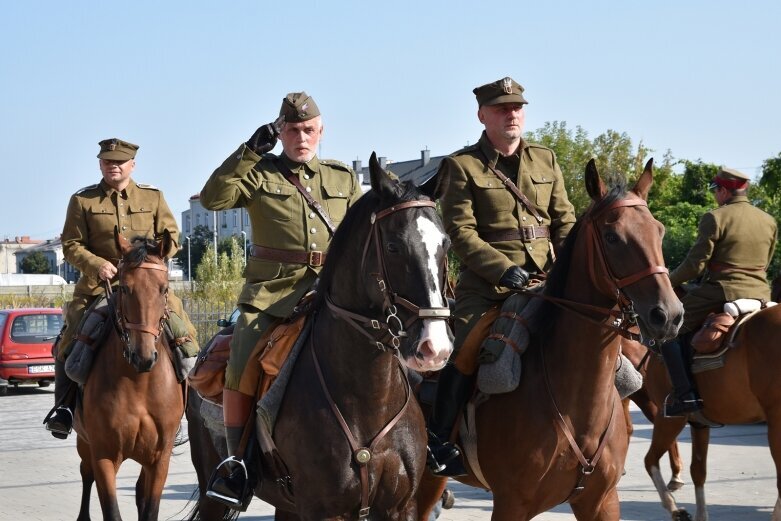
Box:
[411,215,453,371]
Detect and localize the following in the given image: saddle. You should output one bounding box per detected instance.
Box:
[691,299,777,374]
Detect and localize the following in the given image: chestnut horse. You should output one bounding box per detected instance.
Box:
[74,232,183,520]
[621,338,685,492]
[417,159,683,520]
[186,153,453,520]
[643,303,781,520]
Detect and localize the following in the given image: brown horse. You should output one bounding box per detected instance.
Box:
[417,159,683,520]
[186,153,453,520]
[621,338,685,492]
[74,232,184,520]
[643,303,781,520]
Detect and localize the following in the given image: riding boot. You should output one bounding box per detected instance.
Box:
[427,364,473,477]
[44,357,76,439]
[660,338,703,416]
[206,389,254,510]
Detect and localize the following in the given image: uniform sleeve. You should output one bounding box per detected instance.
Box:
[200,144,264,210]
[440,157,513,284]
[669,212,719,287]
[547,152,576,252]
[154,192,180,257]
[347,172,363,208]
[61,195,107,279]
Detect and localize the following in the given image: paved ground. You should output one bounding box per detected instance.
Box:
[0,385,777,520]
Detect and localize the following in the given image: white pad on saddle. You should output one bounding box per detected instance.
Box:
[723,299,770,317]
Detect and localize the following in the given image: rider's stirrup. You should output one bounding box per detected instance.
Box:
[206,456,252,511]
[45,407,73,438]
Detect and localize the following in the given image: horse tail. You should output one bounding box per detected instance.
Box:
[182,487,240,521]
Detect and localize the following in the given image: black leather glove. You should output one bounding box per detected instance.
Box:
[246,115,284,155]
[498,266,530,289]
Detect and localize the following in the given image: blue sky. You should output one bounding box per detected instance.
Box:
[1,1,779,240]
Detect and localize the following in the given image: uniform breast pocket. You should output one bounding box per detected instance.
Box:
[472,175,515,215]
[87,206,116,235]
[128,205,154,231]
[322,184,350,222]
[259,181,295,222]
[529,171,554,206]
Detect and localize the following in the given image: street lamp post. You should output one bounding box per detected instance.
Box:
[185,236,191,288]
[240,230,247,264]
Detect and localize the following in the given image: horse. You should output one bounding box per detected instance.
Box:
[73,231,184,520]
[186,152,454,520]
[416,158,684,521]
[621,338,685,492]
[642,303,781,520]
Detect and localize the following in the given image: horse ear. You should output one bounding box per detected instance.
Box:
[631,158,654,201]
[114,227,133,256]
[585,159,607,200]
[156,230,173,259]
[369,151,395,197]
[419,166,450,201]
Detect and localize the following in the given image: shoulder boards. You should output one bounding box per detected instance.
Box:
[136,183,159,190]
[74,183,99,195]
[451,143,480,156]
[320,159,352,172]
[261,152,279,161]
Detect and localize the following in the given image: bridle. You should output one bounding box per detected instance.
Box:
[325,199,451,354]
[106,259,170,362]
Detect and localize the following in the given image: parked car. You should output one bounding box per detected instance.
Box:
[0,308,63,395]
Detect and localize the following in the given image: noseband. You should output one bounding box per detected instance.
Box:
[107,260,169,362]
[325,199,450,354]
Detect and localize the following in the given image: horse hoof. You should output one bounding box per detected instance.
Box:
[672,509,692,521]
[441,488,455,510]
[667,477,685,492]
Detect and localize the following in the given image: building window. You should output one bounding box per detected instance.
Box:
[233,210,237,227]
[185,215,191,233]
[196,214,201,226]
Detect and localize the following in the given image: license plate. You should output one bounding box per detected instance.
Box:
[29,364,54,374]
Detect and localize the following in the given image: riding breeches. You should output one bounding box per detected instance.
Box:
[225,304,281,390]
[451,290,506,358]
[680,290,725,334]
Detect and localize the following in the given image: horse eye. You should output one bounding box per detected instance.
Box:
[387,242,400,254]
[605,232,620,244]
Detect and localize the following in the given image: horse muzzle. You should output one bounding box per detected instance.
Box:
[408,319,453,372]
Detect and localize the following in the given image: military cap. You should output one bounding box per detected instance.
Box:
[710,166,750,191]
[473,77,528,106]
[97,138,138,161]
[279,92,320,122]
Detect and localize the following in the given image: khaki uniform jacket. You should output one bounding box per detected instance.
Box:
[200,144,362,316]
[670,195,777,302]
[441,133,576,299]
[62,179,180,296]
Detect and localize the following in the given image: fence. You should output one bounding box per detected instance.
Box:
[181,298,236,346]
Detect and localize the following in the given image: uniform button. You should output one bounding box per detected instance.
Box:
[120,214,125,218]
[122,226,127,230]
[310,228,317,234]
[310,243,317,249]
[119,203,123,206]
[338,191,343,196]
[236,154,242,160]
[542,177,547,181]
[309,212,315,219]
[305,186,312,193]
[522,216,527,221]
[276,188,281,193]
[488,182,493,187]
[304,175,310,180]
[528,246,534,251]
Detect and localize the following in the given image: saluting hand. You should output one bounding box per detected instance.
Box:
[98,262,117,281]
[246,115,285,155]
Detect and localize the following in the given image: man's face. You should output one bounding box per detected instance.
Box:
[478,103,526,145]
[99,158,135,189]
[278,116,323,163]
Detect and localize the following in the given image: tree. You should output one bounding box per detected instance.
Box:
[192,238,245,304]
[175,224,213,279]
[680,160,718,207]
[20,251,51,274]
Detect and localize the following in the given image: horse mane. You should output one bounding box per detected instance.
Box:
[532,177,628,338]
[123,236,161,265]
[313,180,428,311]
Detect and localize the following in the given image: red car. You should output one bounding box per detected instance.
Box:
[0,308,63,395]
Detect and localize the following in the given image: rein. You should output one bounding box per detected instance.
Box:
[107,260,170,362]
[327,199,451,353]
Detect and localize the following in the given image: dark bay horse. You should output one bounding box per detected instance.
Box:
[621,338,685,492]
[74,232,183,520]
[417,159,683,520]
[642,303,781,520]
[187,153,453,520]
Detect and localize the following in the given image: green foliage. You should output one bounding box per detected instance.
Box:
[192,238,245,305]
[680,160,718,207]
[20,251,51,274]
[653,202,711,269]
[175,224,212,279]
[759,152,781,196]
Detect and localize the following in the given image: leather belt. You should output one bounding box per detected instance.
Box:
[481,225,550,243]
[708,261,766,273]
[251,245,326,267]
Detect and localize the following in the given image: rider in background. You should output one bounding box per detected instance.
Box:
[428,77,576,476]
[44,138,195,438]
[199,92,362,508]
[662,167,777,416]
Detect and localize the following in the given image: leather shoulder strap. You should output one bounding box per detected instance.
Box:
[276,160,337,235]
[480,152,543,224]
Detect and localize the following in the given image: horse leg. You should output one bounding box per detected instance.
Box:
[667,437,685,492]
[415,472,447,521]
[645,417,691,520]
[135,460,170,521]
[689,426,710,521]
[490,493,530,521]
[570,486,620,521]
[92,457,123,521]
[764,414,781,521]
[76,440,95,521]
